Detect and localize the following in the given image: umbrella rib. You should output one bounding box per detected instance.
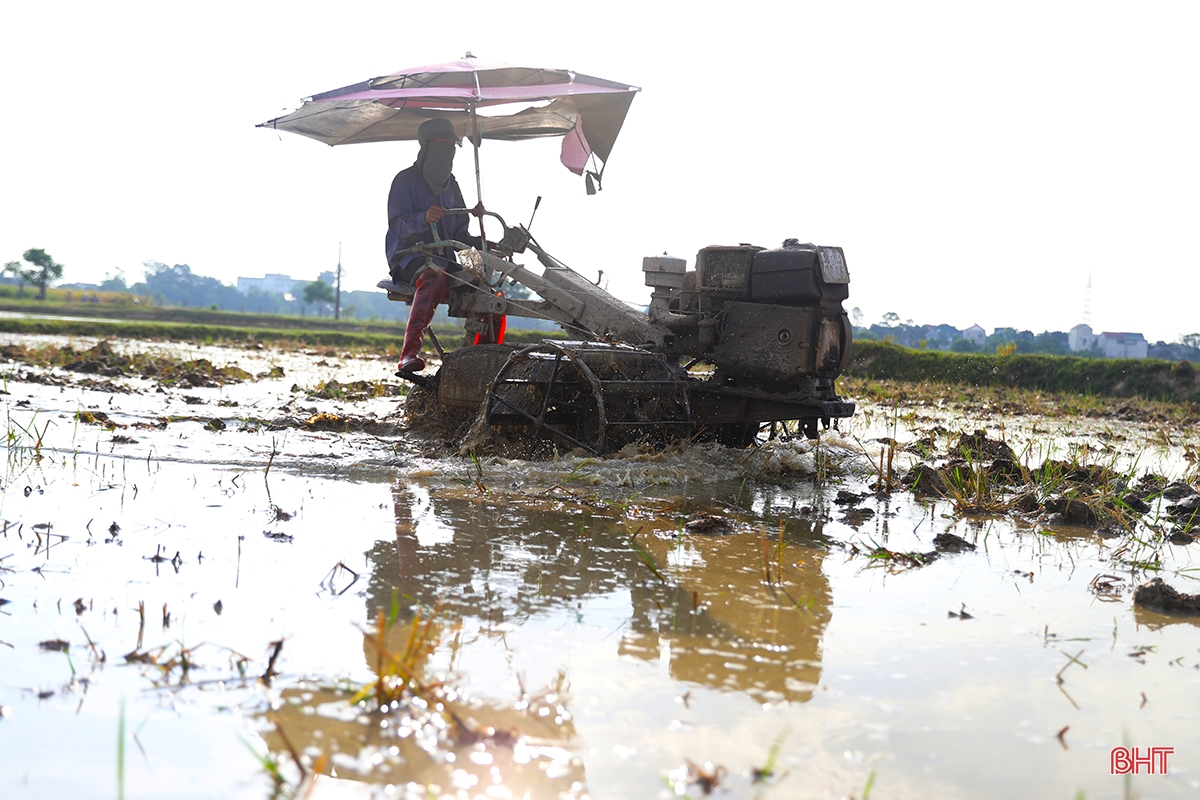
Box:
[375,73,452,93]
[509,68,544,87]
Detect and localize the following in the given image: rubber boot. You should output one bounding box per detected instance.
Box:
[397,268,447,373]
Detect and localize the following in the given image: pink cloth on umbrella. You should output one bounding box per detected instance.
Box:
[560,115,591,176]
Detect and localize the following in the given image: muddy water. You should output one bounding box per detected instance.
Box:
[0,336,1198,799]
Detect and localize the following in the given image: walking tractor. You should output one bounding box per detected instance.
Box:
[260,56,855,452]
[377,211,855,453]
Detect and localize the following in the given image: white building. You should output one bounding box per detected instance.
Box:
[961,324,986,347]
[237,273,300,296]
[1067,323,1095,353]
[1096,332,1148,360]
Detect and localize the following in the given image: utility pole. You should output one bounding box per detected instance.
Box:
[335,242,342,321]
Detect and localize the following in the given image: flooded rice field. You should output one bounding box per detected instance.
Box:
[0,335,1198,799]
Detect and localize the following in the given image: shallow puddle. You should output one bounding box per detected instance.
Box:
[0,337,1198,799]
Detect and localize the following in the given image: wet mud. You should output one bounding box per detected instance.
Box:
[1134,578,1200,615]
[0,334,1198,799]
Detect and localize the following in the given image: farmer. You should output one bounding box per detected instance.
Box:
[385,117,485,374]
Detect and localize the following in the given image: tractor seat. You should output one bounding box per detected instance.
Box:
[376,279,415,303]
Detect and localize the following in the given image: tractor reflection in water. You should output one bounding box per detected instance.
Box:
[263,480,833,794]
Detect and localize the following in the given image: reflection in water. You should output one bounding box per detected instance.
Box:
[264,481,834,794]
[262,678,585,798]
[1132,604,1200,631]
[372,483,833,704]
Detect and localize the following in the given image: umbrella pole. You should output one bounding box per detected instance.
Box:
[470,104,484,207]
[470,103,489,274]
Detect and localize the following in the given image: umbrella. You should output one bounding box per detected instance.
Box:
[258,54,639,196]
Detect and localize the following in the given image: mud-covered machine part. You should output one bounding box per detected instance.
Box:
[482,341,695,455]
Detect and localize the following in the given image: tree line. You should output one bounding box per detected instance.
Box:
[853,310,1200,362]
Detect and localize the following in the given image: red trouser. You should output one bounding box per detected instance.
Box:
[397,268,447,371]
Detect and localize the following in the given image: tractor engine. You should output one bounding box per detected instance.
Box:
[644,239,853,392]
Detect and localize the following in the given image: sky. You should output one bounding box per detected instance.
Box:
[1,1,1197,343]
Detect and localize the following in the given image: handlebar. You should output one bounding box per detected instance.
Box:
[440,207,509,229]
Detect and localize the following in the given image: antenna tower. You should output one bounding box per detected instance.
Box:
[335,242,342,321]
[1082,273,1092,326]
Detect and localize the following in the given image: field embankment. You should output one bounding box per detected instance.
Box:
[846,341,1200,402]
[0,304,560,349]
[0,295,406,334]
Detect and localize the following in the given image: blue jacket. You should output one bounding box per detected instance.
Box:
[385,164,480,279]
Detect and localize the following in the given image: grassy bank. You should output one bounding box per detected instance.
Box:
[0,294,408,334]
[846,341,1200,402]
[0,315,562,350]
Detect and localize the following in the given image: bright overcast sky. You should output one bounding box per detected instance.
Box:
[2,1,1197,342]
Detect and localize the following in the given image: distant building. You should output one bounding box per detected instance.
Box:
[962,324,986,347]
[1096,331,1147,359]
[237,273,300,296]
[1067,323,1095,353]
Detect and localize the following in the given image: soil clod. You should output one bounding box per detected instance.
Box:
[933,533,976,552]
[683,514,736,534]
[1133,578,1200,615]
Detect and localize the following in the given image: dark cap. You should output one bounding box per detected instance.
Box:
[418,118,458,144]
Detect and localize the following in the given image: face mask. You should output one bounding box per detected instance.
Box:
[418,141,455,194]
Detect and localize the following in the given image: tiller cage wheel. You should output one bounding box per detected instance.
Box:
[484,341,694,455]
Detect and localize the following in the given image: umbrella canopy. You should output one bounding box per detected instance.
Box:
[259,56,639,187]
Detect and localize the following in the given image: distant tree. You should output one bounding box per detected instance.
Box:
[99,269,128,292]
[985,327,1036,353]
[242,286,295,315]
[851,307,864,327]
[19,249,64,300]
[1032,330,1069,356]
[1149,338,1200,362]
[950,338,978,353]
[2,261,23,296]
[302,279,335,316]
[880,311,900,328]
[137,261,243,310]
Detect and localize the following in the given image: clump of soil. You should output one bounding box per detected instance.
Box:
[2,340,253,388]
[305,378,405,401]
[954,429,1016,461]
[79,378,134,393]
[11,370,69,387]
[1134,578,1200,615]
[903,461,973,495]
[77,410,121,429]
[893,429,1197,537]
[933,532,975,552]
[263,411,401,436]
[683,513,737,535]
[417,378,539,458]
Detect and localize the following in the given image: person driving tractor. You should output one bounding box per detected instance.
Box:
[385,117,486,374]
